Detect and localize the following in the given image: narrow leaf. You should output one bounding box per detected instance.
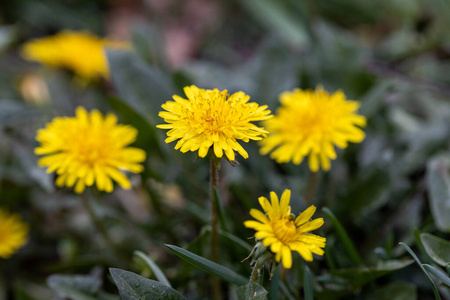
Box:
[303,266,314,300]
[238,0,309,48]
[332,259,413,289]
[109,268,184,300]
[268,266,279,300]
[399,243,441,300]
[166,244,247,286]
[322,207,363,266]
[134,251,171,288]
[423,264,450,287]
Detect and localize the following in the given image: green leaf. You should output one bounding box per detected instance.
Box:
[303,266,314,300]
[107,96,163,158]
[218,229,252,251]
[268,266,279,300]
[420,233,450,267]
[367,282,417,300]
[423,264,450,287]
[238,0,309,48]
[106,50,177,125]
[166,244,247,286]
[237,283,268,300]
[47,274,117,300]
[109,268,185,300]
[322,207,363,266]
[131,23,168,69]
[0,25,18,54]
[426,154,450,232]
[332,259,413,288]
[134,251,171,288]
[399,242,441,300]
[0,100,37,126]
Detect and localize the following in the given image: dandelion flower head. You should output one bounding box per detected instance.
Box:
[0,210,28,259]
[260,86,366,172]
[157,85,272,161]
[244,189,326,269]
[21,30,128,80]
[35,107,146,193]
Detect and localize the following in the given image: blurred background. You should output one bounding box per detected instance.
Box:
[1,0,450,299]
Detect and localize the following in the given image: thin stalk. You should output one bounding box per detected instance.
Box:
[305,171,318,205]
[210,155,221,299]
[81,193,128,264]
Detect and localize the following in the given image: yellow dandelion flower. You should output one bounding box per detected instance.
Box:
[157,85,272,161]
[0,210,28,259]
[244,189,326,269]
[21,31,128,80]
[35,107,146,194]
[260,86,366,172]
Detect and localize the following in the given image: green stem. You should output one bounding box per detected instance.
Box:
[249,264,260,284]
[210,155,221,299]
[81,193,128,264]
[249,252,273,284]
[305,170,318,205]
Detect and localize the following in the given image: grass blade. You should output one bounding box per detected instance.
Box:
[166,244,247,286]
[303,266,314,300]
[399,242,441,300]
[322,207,363,266]
[134,250,171,288]
[423,264,450,287]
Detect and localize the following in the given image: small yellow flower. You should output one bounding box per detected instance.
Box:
[260,86,366,172]
[0,210,28,259]
[35,107,146,193]
[21,31,127,81]
[157,85,272,161]
[244,189,326,269]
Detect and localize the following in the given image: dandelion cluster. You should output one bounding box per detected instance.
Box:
[244,189,326,269]
[157,85,272,161]
[0,210,28,259]
[21,31,127,80]
[35,107,146,193]
[260,86,366,171]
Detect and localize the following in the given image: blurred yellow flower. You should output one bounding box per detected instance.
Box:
[21,31,127,80]
[260,86,366,172]
[35,107,146,193]
[0,210,28,259]
[244,189,326,269]
[157,85,272,161]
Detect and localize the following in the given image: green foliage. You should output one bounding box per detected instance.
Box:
[109,268,185,300]
[134,251,171,288]
[400,243,442,300]
[426,155,450,232]
[1,0,450,298]
[166,244,248,286]
[237,283,268,300]
[47,273,118,300]
[421,233,450,267]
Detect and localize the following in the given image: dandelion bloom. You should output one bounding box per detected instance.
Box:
[260,86,366,172]
[21,31,127,80]
[35,107,146,193]
[157,85,272,161]
[0,210,28,259]
[244,189,326,269]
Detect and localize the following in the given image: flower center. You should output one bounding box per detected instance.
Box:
[67,128,111,167]
[272,219,297,244]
